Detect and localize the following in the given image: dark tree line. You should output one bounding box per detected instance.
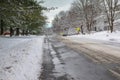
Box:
[0,0,47,36]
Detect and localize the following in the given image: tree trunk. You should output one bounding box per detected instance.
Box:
[95,27,97,31]
[110,23,113,33]
[10,27,14,37]
[16,28,20,36]
[87,24,91,33]
[0,20,4,35]
[81,25,84,34]
[86,22,89,31]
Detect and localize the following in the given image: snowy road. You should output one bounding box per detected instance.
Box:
[0,36,44,80]
[62,36,120,60]
[1,36,120,80]
[40,37,120,80]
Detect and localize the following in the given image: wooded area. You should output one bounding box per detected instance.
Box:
[0,0,46,36]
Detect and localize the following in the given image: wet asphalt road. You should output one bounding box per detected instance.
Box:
[39,37,119,80]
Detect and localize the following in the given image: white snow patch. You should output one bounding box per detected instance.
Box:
[68,31,120,43]
[0,36,44,80]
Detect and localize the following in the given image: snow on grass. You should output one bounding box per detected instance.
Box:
[0,36,44,80]
[68,31,120,43]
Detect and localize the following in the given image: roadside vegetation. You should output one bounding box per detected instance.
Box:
[0,0,47,36]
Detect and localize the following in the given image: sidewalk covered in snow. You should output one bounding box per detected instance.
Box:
[0,36,44,80]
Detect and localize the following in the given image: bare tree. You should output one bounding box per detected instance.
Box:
[52,15,60,34]
[74,0,93,33]
[52,0,103,34]
[103,0,118,32]
[74,0,102,33]
[52,11,71,34]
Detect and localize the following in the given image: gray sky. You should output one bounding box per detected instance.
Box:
[38,0,75,27]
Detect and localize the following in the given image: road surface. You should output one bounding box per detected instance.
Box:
[39,36,120,80]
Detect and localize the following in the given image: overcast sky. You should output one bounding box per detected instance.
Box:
[38,0,75,27]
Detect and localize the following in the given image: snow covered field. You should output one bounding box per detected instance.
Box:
[0,36,44,80]
[67,31,120,43]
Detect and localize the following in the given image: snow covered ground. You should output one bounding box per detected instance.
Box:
[67,31,120,43]
[63,31,120,58]
[0,36,44,80]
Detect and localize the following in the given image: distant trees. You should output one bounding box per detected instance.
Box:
[52,15,60,34]
[52,0,102,34]
[52,0,120,34]
[52,11,68,34]
[0,0,46,36]
[74,0,103,33]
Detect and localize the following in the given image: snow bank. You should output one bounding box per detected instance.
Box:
[0,36,44,80]
[68,31,120,43]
